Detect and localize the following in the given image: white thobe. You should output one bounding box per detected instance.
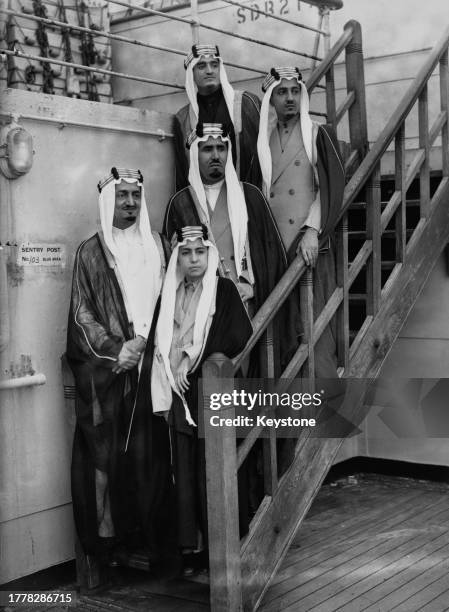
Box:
[112,224,155,339]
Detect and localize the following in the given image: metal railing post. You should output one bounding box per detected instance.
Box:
[190,0,200,45]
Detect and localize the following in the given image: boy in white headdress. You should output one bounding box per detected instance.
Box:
[151,225,252,573]
[257,67,346,377]
[67,167,170,570]
[174,44,262,190]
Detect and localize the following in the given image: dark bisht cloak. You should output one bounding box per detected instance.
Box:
[67,232,170,556]
[315,124,346,241]
[164,182,302,374]
[165,277,253,550]
[174,88,262,190]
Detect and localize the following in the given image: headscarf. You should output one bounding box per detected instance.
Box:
[257,67,315,196]
[97,167,162,334]
[184,44,235,124]
[151,225,219,426]
[187,123,248,277]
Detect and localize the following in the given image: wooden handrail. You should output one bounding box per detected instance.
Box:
[232,256,306,372]
[306,20,355,93]
[341,23,449,218]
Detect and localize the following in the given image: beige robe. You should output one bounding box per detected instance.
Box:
[169,280,203,376]
[269,119,320,251]
[269,118,338,379]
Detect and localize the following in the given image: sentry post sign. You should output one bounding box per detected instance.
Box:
[18,243,66,267]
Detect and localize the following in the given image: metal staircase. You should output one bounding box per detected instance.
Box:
[201,20,449,612]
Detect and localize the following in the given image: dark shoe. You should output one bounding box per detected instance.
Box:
[108,545,129,567]
[182,565,196,577]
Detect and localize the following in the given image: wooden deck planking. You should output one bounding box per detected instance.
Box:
[293,486,444,552]
[262,493,449,607]
[14,476,449,612]
[269,487,436,588]
[276,525,449,611]
[418,586,449,612]
[270,489,425,588]
[260,477,449,612]
[302,519,449,612]
[337,528,449,611]
[80,588,209,612]
[381,560,449,612]
[287,487,433,560]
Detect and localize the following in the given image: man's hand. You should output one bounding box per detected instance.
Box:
[237,281,254,303]
[112,338,145,374]
[126,336,146,355]
[176,359,190,394]
[297,227,319,268]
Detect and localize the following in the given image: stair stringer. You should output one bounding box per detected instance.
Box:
[240,176,449,612]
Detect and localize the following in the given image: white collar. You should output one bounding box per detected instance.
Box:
[203,179,224,192]
[112,222,138,236]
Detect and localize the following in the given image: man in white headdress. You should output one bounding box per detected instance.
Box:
[67,167,170,569]
[257,67,346,377]
[165,123,301,375]
[151,224,252,573]
[174,44,262,190]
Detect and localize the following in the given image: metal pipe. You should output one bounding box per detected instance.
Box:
[0,8,186,58]
[190,0,200,45]
[109,0,194,25]
[200,21,322,61]
[0,374,46,390]
[310,11,324,72]
[1,8,265,76]
[0,111,173,139]
[0,248,9,353]
[321,6,331,55]
[0,0,7,98]
[1,48,184,90]
[109,0,321,61]
[221,0,326,35]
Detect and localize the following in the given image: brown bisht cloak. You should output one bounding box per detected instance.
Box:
[174,88,262,190]
[67,232,170,557]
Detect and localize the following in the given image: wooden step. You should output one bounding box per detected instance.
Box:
[348,228,414,239]
[349,198,420,210]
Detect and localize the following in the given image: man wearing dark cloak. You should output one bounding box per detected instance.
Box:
[151,225,252,574]
[174,44,262,190]
[257,67,346,378]
[66,168,170,569]
[165,123,301,375]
